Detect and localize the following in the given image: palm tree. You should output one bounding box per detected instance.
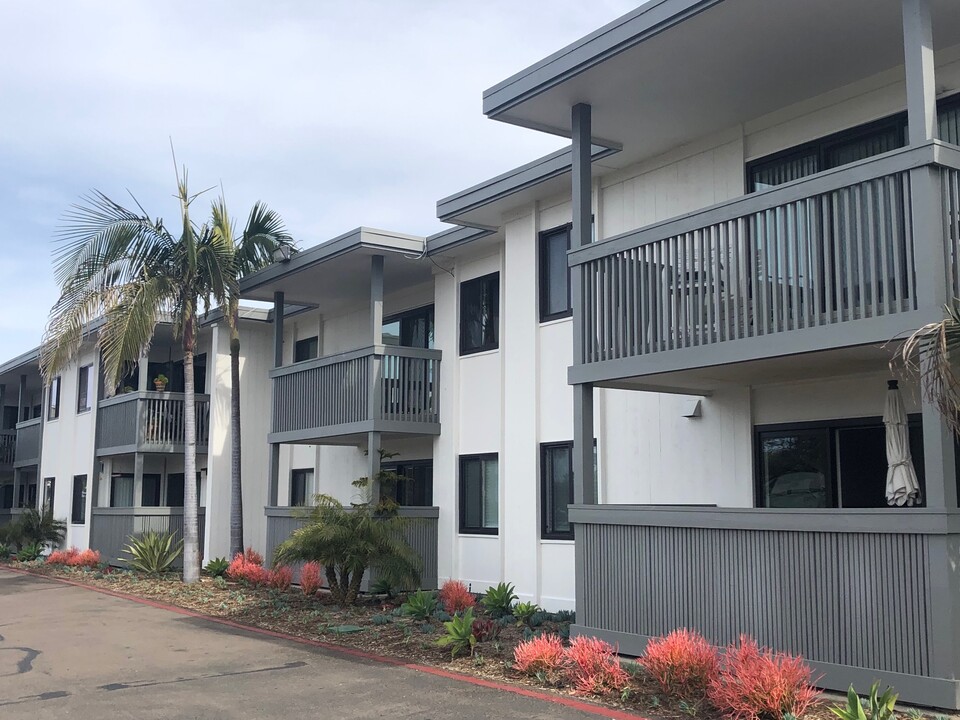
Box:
[41,168,234,583]
[898,302,960,434]
[210,198,294,557]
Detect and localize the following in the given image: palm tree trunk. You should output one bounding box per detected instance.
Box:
[229,302,244,557]
[182,316,201,583]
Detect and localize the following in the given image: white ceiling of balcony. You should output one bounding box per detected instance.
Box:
[487,0,960,168]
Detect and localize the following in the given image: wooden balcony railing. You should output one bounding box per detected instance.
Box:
[270,345,441,443]
[96,391,210,455]
[0,430,15,467]
[14,418,41,468]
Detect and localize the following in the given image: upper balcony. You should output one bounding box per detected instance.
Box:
[0,429,14,471]
[568,142,960,392]
[270,344,440,444]
[95,391,210,456]
[13,417,41,468]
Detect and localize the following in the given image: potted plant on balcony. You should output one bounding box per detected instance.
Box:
[153,374,169,392]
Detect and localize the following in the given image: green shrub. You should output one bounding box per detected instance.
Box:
[436,607,476,658]
[371,614,393,626]
[17,542,43,562]
[551,609,576,623]
[831,683,898,720]
[495,614,516,628]
[419,623,436,634]
[433,609,452,623]
[122,531,183,574]
[369,578,396,598]
[2,509,66,551]
[401,590,438,620]
[0,543,10,560]
[481,582,517,618]
[204,557,230,577]
[513,601,540,625]
[529,611,548,628]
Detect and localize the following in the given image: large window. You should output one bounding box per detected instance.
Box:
[459,454,498,534]
[48,376,61,420]
[110,474,135,508]
[290,468,314,507]
[142,474,162,507]
[71,475,87,524]
[383,305,434,349]
[756,417,925,509]
[76,365,92,413]
[539,224,572,322]
[459,273,500,355]
[294,336,319,363]
[382,460,433,507]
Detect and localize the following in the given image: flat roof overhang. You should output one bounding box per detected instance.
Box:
[239,227,434,311]
[484,0,960,163]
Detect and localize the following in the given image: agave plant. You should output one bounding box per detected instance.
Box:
[123,531,184,574]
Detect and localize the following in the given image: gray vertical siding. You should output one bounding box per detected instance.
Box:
[89,507,206,569]
[570,505,960,706]
[96,392,210,455]
[0,430,15,467]
[264,506,439,590]
[13,418,41,467]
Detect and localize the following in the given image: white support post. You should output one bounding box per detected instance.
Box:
[902,0,938,146]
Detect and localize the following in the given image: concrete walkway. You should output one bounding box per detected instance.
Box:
[0,570,609,719]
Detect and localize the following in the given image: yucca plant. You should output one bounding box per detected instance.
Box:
[123,531,184,574]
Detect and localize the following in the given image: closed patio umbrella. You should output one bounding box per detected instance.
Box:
[884,380,921,507]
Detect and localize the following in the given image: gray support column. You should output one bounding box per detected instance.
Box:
[11,469,21,509]
[0,384,6,419]
[273,291,285,368]
[133,452,144,509]
[370,255,384,345]
[18,374,27,422]
[367,431,381,507]
[571,103,597,507]
[902,0,937,146]
[137,356,149,392]
[268,444,280,507]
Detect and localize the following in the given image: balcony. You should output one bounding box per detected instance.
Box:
[568,142,960,391]
[270,345,441,444]
[13,418,41,468]
[0,430,14,471]
[95,391,210,456]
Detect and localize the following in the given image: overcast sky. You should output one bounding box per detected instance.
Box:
[0,0,637,361]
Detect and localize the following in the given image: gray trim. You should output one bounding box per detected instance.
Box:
[482,0,723,128]
[426,226,495,255]
[568,504,960,535]
[239,227,425,297]
[436,144,620,225]
[0,347,40,377]
[569,625,960,709]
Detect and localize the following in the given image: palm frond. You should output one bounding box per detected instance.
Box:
[97,276,172,389]
[898,302,960,434]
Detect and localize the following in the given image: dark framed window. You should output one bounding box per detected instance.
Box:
[294,336,319,363]
[382,460,433,507]
[541,442,574,539]
[42,477,55,512]
[48,376,61,420]
[110,474,135,508]
[383,305,435,349]
[0,484,12,509]
[71,475,87,524]
[77,364,92,412]
[459,273,500,355]
[142,473,162,507]
[539,224,573,321]
[459,454,498,534]
[755,416,925,509]
[290,468,314,507]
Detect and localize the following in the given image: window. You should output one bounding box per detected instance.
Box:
[142,474,162,507]
[383,460,433,507]
[48,376,61,420]
[294,336,319,363]
[539,224,573,321]
[459,454,498,534]
[77,364,92,412]
[71,475,87,524]
[383,305,435,349]
[42,478,55,512]
[541,443,574,539]
[459,273,500,355]
[290,469,314,507]
[166,472,202,507]
[756,417,925,509]
[110,474,134,508]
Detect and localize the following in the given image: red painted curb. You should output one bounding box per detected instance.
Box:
[1,566,647,720]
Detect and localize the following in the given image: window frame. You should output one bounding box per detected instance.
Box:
[382,459,434,507]
[754,415,925,509]
[71,474,87,524]
[77,364,92,413]
[290,468,314,507]
[382,304,435,349]
[538,223,573,322]
[41,477,55,512]
[48,376,61,420]
[540,441,575,540]
[294,336,319,363]
[458,453,499,535]
[459,272,500,356]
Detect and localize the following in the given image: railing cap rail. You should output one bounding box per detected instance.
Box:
[568,140,956,266]
[271,344,442,378]
[99,391,212,409]
[14,417,42,430]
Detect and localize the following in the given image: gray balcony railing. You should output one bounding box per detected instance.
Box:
[96,391,210,455]
[0,430,15,467]
[569,142,960,380]
[270,345,441,442]
[264,505,439,590]
[14,418,41,468]
[89,506,206,568]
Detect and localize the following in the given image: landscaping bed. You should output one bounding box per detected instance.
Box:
[0,556,943,720]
